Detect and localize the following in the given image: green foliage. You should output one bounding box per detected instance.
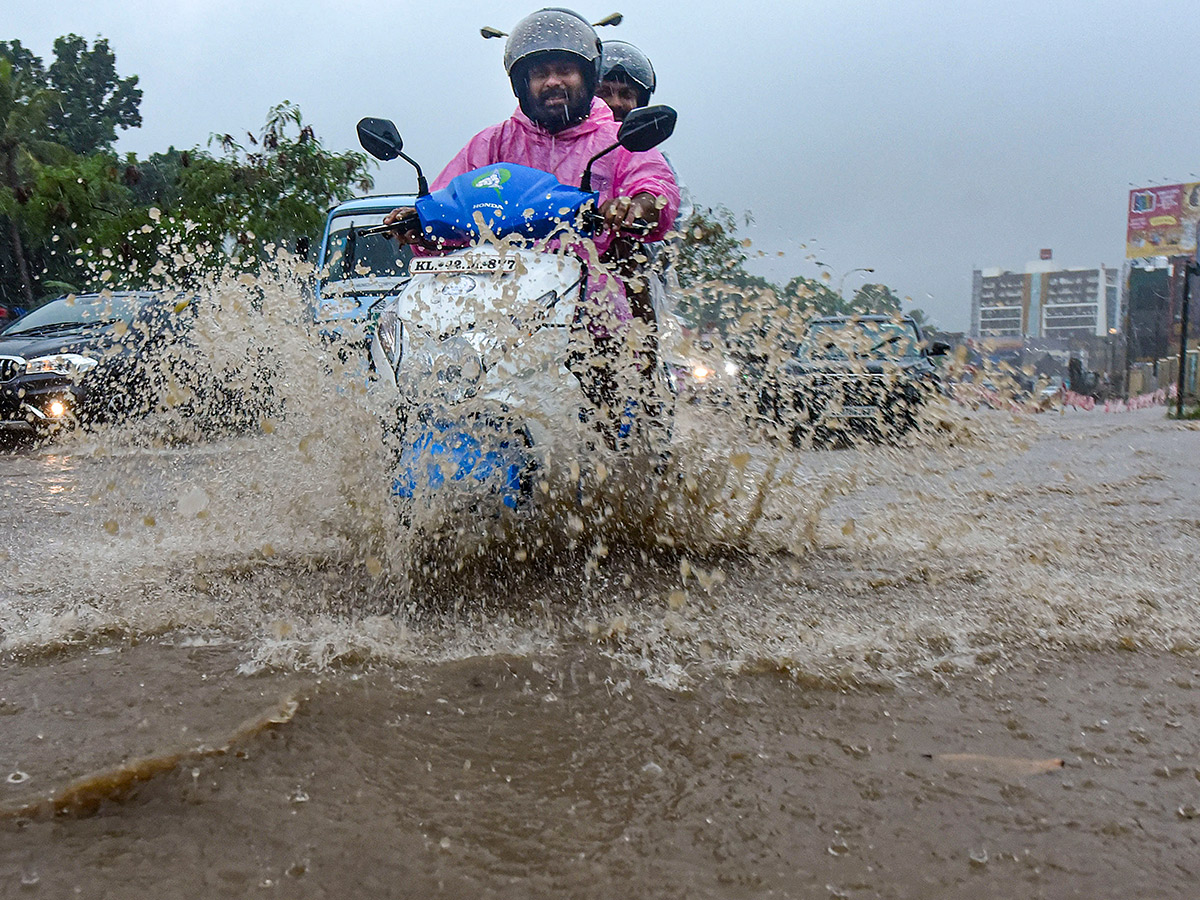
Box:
[44,34,142,154]
[1,53,73,303]
[1,29,375,305]
[180,101,374,259]
[673,204,922,337]
[71,102,375,289]
[849,282,901,316]
[674,205,775,333]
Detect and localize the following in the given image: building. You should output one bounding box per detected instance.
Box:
[971,262,1118,340]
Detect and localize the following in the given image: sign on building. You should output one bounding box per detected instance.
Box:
[1126,183,1200,258]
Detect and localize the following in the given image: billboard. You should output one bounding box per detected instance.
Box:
[1126,182,1200,258]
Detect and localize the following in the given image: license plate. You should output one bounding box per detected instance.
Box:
[409,255,517,275]
[832,405,877,418]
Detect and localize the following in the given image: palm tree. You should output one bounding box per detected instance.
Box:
[0,58,64,304]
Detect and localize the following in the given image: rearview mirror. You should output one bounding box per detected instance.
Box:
[617,105,677,153]
[357,117,404,161]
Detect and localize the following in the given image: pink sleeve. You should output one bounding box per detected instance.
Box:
[612,148,681,242]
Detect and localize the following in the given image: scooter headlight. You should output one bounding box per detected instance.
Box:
[433,336,484,402]
[377,308,402,367]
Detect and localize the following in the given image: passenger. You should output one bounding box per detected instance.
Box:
[597,39,692,376]
[596,39,656,122]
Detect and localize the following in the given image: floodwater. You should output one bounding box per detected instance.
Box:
[2,279,1200,897]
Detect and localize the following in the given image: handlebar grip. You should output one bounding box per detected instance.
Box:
[356,212,421,238]
[581,211,654,236]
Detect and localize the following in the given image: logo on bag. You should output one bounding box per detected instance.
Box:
[473,167,511,198]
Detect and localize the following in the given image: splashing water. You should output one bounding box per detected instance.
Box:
[2,236,1196,693]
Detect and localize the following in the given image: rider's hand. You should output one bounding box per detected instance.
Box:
[599,192,660,234]
[383,206,422,244]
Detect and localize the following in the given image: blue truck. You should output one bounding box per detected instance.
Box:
[311,193,417,340]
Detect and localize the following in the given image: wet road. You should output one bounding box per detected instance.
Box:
[2,406,1199,898]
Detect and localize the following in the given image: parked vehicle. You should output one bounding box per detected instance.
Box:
[311,193,418,344]
[756,314,948,446]
[0,291,276,439]
[359,106,677,513]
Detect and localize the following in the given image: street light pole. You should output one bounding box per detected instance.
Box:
[1177,259,1197,418]
[839,267,875,300]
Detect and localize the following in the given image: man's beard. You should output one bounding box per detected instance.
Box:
[521,87,591,133]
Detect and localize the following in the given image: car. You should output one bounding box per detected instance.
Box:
[0,290,274,438]
[756,314,949,446]
[664,336,743,404]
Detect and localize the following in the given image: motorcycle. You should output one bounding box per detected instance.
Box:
[357,106,678,516]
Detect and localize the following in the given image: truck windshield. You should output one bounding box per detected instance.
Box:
[800,320,922,360]
[322,213,412,282]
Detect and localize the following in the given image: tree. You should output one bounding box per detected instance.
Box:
[780,274,845,318]
[848,282,902,316]
[176,101,374,262]
[44,34,142,155]
[69,103,376,288]
[674,205,775,333]
[0,56,69,303]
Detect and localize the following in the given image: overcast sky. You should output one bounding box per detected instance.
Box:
[5,0,1199,331]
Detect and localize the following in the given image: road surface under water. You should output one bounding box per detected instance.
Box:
[2,391,1199,897]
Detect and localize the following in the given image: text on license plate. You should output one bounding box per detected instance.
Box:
[410,256,517,275]
[832,405,877,418]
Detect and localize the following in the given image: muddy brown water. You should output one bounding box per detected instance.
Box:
[2,404,1199,898]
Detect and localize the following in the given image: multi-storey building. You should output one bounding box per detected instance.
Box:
[971,263,1117,339]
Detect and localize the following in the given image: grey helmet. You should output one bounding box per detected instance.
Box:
[503,8,604,95]
[600,40,655,104]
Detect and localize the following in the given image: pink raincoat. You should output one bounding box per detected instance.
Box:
[430,98,680,330]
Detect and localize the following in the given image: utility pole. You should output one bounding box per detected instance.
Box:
[1177,258,1197,418]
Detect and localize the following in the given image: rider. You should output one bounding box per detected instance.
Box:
[385,9,678,265]
[384,8,680,433]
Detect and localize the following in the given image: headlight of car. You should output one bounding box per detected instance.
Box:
[25,353,98,379]
[377,308,402,367]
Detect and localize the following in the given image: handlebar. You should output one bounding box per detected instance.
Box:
[352,212,422,239]
[581,209,653,236]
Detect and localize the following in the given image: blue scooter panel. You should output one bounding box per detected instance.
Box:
[392,416,529,511]
[415,164,597,244]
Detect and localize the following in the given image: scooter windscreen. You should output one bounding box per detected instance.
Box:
[414,164,598,244]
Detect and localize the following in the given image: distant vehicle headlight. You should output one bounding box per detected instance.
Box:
[692,363,713,382]
[724,360,740,376]
[25,353,98,379]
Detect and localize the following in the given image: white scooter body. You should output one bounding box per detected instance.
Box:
[369,244,591,455]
